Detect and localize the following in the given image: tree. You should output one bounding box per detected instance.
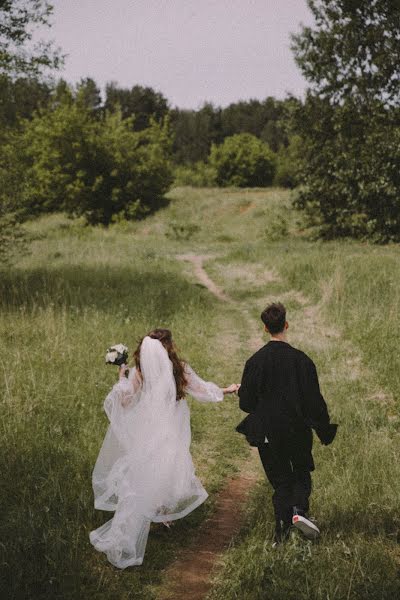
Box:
[170,103,222,164]
[104,83,169,131]
[18,102,173,225]
[292,0,400,108]
[292,0,400,241]
[209,133,276,187]
[0,75,51,126]
[0,0,61,263]
[75,77,102,113]
[0,0,62,77]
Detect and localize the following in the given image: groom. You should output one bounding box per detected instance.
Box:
[237,302,337,543]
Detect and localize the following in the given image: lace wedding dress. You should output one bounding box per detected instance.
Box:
[89,336,223,568]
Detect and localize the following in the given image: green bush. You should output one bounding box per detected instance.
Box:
[16,102,173,225]
[209,133,276,187]
[174,161,216,187]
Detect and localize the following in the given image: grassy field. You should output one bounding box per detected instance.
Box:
[1,187,400,599]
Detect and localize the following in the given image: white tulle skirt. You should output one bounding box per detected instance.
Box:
[90,386,208,569]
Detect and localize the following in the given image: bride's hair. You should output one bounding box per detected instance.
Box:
[133,328,187,400]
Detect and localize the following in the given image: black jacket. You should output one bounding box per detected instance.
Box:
[237,341,337,447]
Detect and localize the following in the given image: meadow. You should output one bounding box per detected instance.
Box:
[1,186,399,599]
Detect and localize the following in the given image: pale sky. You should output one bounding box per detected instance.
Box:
[38,0,313,109]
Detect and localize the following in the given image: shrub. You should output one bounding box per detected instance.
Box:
[209,133,276,187]
[18,102,173,225]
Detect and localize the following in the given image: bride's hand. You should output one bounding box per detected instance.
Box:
[119,364,128,380]
[223,383,240,395]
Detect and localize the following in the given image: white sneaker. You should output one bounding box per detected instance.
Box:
[292,514,320,539]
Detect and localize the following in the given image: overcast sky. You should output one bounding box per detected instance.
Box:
[38,0,313,109]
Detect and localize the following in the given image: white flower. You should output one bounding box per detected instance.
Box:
[106,350,118,363]
[113,343,128,354]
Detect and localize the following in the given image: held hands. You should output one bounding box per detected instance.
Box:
[223,383,241,395]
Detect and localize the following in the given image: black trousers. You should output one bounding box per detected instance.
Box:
[258,429,314,527]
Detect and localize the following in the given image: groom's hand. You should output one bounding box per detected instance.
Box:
[316,423,338,445]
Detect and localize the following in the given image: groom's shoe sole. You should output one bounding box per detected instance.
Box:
[292,515,320,540]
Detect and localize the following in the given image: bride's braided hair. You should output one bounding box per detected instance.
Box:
[133,328,188,400]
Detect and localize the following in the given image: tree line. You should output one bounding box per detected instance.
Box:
[0,75,298,164]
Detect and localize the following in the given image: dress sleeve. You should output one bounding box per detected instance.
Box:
[184,364,224,403]
[104,367,142,418]
[127,367,142,395]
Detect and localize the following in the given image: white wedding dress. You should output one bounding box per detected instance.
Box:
[89,336,223,568]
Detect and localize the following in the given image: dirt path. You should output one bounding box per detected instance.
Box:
[176,254,264,350]
[176,254,231,302]
[159,472,257,600]
[158,255,259,600]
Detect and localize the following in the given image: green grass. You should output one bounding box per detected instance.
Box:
[1,186,400,599]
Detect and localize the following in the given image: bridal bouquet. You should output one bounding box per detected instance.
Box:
[105,344,129,366]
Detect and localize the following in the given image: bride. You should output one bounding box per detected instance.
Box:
[90,328,239,568]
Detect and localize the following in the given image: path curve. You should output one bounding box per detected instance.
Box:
[176,254,264,351]
[158,255,259,600]
[176,254,231,302]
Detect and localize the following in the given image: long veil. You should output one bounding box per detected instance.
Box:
[90,336,208,568]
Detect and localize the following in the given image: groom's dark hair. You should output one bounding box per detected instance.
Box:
[261,302,286,334]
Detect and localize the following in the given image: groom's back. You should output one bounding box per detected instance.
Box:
[239,340,313,435]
